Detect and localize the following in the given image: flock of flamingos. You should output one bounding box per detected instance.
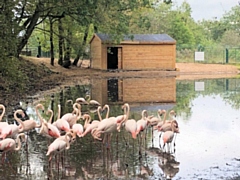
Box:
[0,96,180,164]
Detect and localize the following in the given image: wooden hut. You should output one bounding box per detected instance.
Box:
[89,33,176,71]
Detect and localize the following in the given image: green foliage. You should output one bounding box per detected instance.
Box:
[169,15,195,45]
[0,57,27,92]
[220,30,240,47]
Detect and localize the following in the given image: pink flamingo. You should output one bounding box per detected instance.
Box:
[91,104,123,144]
[136,110,149,136]
[76,95,101,106]
[0,110,25,139]
[155,110,177,132]
[146,109,163,145]
[46,132,72,162]
[117,103,137,139]
[158,110,179,148]
[157,110,179,134]
[148,109,162,128]
[162,121,180,153]
[80,108,102,138]
[72,123,84,138]
[0,133,25,163]
[15,103,44,132]
[39,109,60,139]
[52,105,70,133]
[0,104,8,134]
[61,103,82,128]
[103,104,128,127]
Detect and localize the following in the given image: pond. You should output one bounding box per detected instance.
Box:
[1,77,240,180]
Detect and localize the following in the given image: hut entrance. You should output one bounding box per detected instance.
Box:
[107,79,118,102]
[107,47,118,69]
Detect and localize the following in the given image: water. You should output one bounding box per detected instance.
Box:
[1,77,240,179]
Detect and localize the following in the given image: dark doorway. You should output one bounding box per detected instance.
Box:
[107,47,118,69]
[107,79,118,102]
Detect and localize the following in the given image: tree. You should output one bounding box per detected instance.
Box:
[220,30,240,47]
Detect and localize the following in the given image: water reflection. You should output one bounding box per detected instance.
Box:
[1,77,240,179]
[92,77,176,105]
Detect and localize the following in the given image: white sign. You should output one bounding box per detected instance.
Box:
[195,81,205,91]
[195,52,204,61]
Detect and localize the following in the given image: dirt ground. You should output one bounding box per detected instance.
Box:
[25,56,240,81]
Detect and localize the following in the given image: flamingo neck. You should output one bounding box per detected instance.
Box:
[14,110,25,132]
[157,109,162,121]
[15,133,24,151]
[57,104,61,120]
[141,110,148,120]
[85,95,91,102]
[0,104,5,121]
[119,103,130,128]
[47,109,53,123]
[102,105,109,119]
[162,111,167,124]
[84,115,91,128]
[65,132,71,150]
[35,104,44,128]
[74,103,82,121]
[97,107,103,121]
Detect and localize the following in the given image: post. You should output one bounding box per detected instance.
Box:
[37,37,41,58]
[226,48,229,63]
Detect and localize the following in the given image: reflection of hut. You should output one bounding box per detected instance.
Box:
[89,33,176,71]
[91,77,176,105]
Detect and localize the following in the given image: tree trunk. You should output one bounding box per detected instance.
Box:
[49,18,54,66]
[62,28,71,68]
[58,18,64,65]
[72,26,89,66]
[17,3,42,56]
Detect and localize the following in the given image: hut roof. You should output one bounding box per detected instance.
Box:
[91,33,176,45]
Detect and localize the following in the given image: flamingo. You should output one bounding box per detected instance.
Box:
[91,104,122,144]
[157,110,179,134]
[82,113,100,130]
[119,103,137,139]
[0,110,25,139]
[80,107,102,137]
[76,95,101,106]
[46,132,72,162]
[0,133,25,163]
[103,103,128,127]
[162,121,180,153]
[72,123,84,138]
[158,110,179,148]
[52,105,70,133]
[136,110,149,136]
[148,109,162,128]
[168,110,176,121]
[39,109,60,139]
[146,109,162,146]
[61,103,82,128]
[0,104,8,134]
[15,103,44,132]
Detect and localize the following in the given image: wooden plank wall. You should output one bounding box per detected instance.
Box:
[90,37,102,69]
[90,78,107,105]
[122,77,176,103]
[91,77,176,104]
[102,46,108,70]
[122,44,176,70]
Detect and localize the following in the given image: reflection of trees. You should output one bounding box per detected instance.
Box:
[176,78,240,120]
[176,80,196,119]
